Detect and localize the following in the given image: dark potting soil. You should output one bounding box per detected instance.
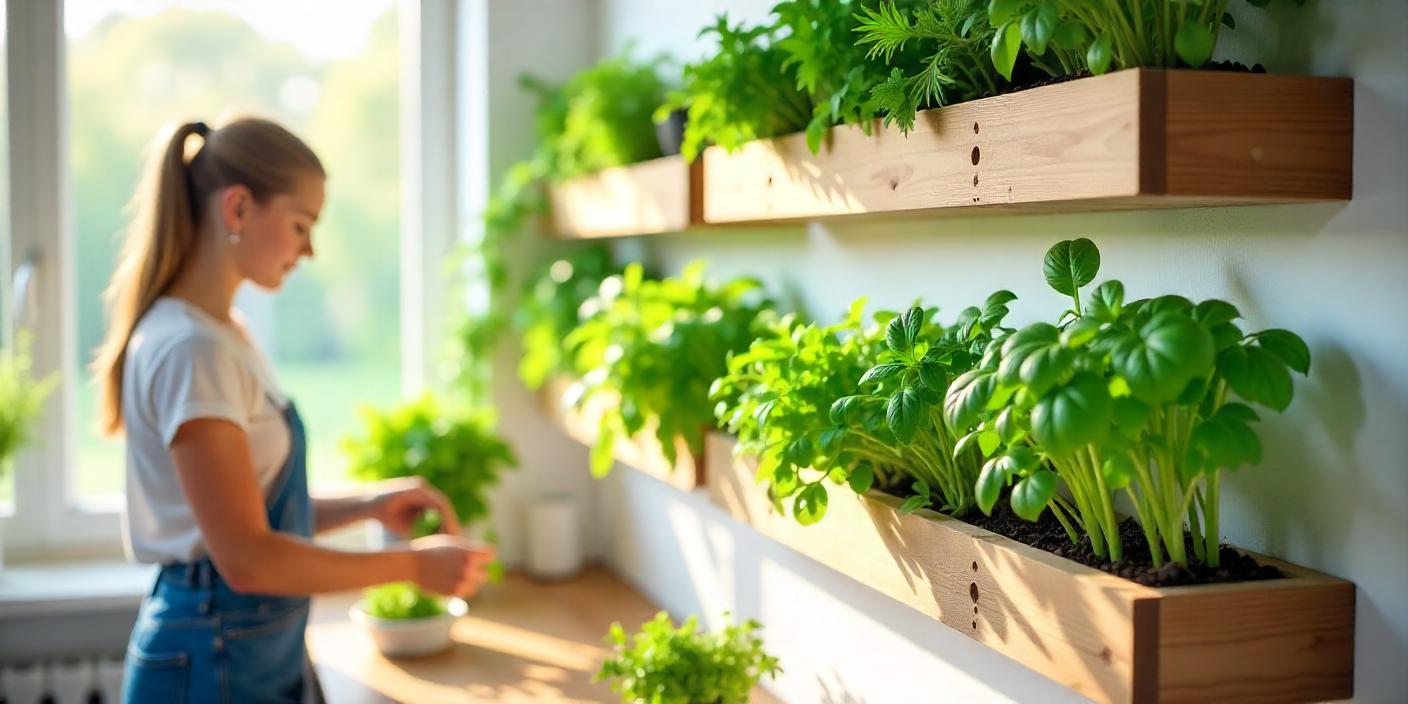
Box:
[875,480,1281,587]
[963,504,1282,587]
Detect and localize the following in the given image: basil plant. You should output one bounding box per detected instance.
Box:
[945,238,1309,567]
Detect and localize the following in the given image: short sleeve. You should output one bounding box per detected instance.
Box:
[149,334,256,446]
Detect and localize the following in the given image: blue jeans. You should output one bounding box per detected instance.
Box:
[123,561,310,704]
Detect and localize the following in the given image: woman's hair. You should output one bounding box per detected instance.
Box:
[93,117,324,436]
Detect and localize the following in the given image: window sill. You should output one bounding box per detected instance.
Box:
[0,557,155,618]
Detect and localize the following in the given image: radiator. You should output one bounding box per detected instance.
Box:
[0,658,123,704]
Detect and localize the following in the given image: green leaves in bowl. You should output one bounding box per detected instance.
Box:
[362,583,447,621]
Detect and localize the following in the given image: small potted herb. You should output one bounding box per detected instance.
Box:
[350,582,467,657]
[343,393,516,543]
[595,612,781,704]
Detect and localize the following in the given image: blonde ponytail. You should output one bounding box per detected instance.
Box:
[93,117,323,435]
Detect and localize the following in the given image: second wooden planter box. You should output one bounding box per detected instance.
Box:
[705,432,1353,704]
[547,155,702,239]
[540,376,705,491]
[702,68,1353,223]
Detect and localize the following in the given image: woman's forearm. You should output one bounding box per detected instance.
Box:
[221,531,414,595]
[311,493,376,534]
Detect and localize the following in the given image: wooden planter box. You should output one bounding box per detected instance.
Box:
[547,155,702,238]
[705,432,1353,704]
[702,69,1352,224]
[540,377,705,491]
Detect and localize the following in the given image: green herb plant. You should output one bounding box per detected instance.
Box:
[854,0,1003,131]
[362,582,447,620]
[712,293,1013,524]
[658,15,812,161]
[565,262,772,478]
[517,244,620,391]
[0,334,56,479]
[711,300,887,525]
[945,238,1309,568]
[984,0,1305,80]
[343,393,517,533]
[856,0,1301,132]
[771,0,931,150]
[456,51,670,402]
[834,293,1015,516]
[596,611,782,704]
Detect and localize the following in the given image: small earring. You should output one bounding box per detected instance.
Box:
[228,231,241,245]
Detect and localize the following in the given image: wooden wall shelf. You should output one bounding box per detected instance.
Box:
[547,155,702,238]
[705,432,1354,704]
[540,376,704,491]
[701,69,1353,224]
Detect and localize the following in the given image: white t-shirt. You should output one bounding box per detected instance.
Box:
[121,296,291,564]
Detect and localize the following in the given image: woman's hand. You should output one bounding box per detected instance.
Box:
[409,535,496,597]
[368,477,463,537]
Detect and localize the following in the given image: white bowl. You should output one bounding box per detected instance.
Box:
[350,596,468,657]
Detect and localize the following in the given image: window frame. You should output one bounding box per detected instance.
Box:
[2,0,451,558]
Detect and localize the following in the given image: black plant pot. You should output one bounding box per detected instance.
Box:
[655,108,688,158]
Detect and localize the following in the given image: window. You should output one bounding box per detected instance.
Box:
[66,0,402,501]
[2,0,433,554]
[0,0,11,509]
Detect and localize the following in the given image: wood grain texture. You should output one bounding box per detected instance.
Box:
[541,376,704,491]
[705,432,1355,704]
[701,69,1352,224]
[1160,71,1354,200]
[306,567,783,704]
[548,155,698,238]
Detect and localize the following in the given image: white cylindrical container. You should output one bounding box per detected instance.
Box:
[526,493,583,581]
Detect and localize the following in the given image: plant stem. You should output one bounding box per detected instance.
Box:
[1087,446,1123,562]
[1049,499,1081,544]
[1204,471,1222,568]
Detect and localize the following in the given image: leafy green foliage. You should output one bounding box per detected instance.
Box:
[981,0,1303,77]
[596,612,781,704]
[343,394,517,528]
[773,0,931,150]
[854,0,1002,131]
[566,262,773,477]
[523,53,670,182]
[944,238,1310,568]
[517,245,621,390]
[456,52,670,402]
[841,298,1016,514]
[715,293,1013,524]
[362,582,446,620]
[658,15,812,161]
[0,335,56,478]
[712,299,887,524]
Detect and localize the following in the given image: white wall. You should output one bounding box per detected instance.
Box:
[585,2,1408,703]
[460,0,605,568]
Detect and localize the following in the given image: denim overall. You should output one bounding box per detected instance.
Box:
[122,400,314,704]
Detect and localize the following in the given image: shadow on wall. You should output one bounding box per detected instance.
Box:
[816,671,867,704]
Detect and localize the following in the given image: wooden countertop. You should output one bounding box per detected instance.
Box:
[306,566,781,703]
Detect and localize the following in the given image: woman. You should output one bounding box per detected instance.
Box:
[93,117,492,703]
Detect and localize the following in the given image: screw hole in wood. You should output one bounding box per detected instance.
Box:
[971,146,980,165]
